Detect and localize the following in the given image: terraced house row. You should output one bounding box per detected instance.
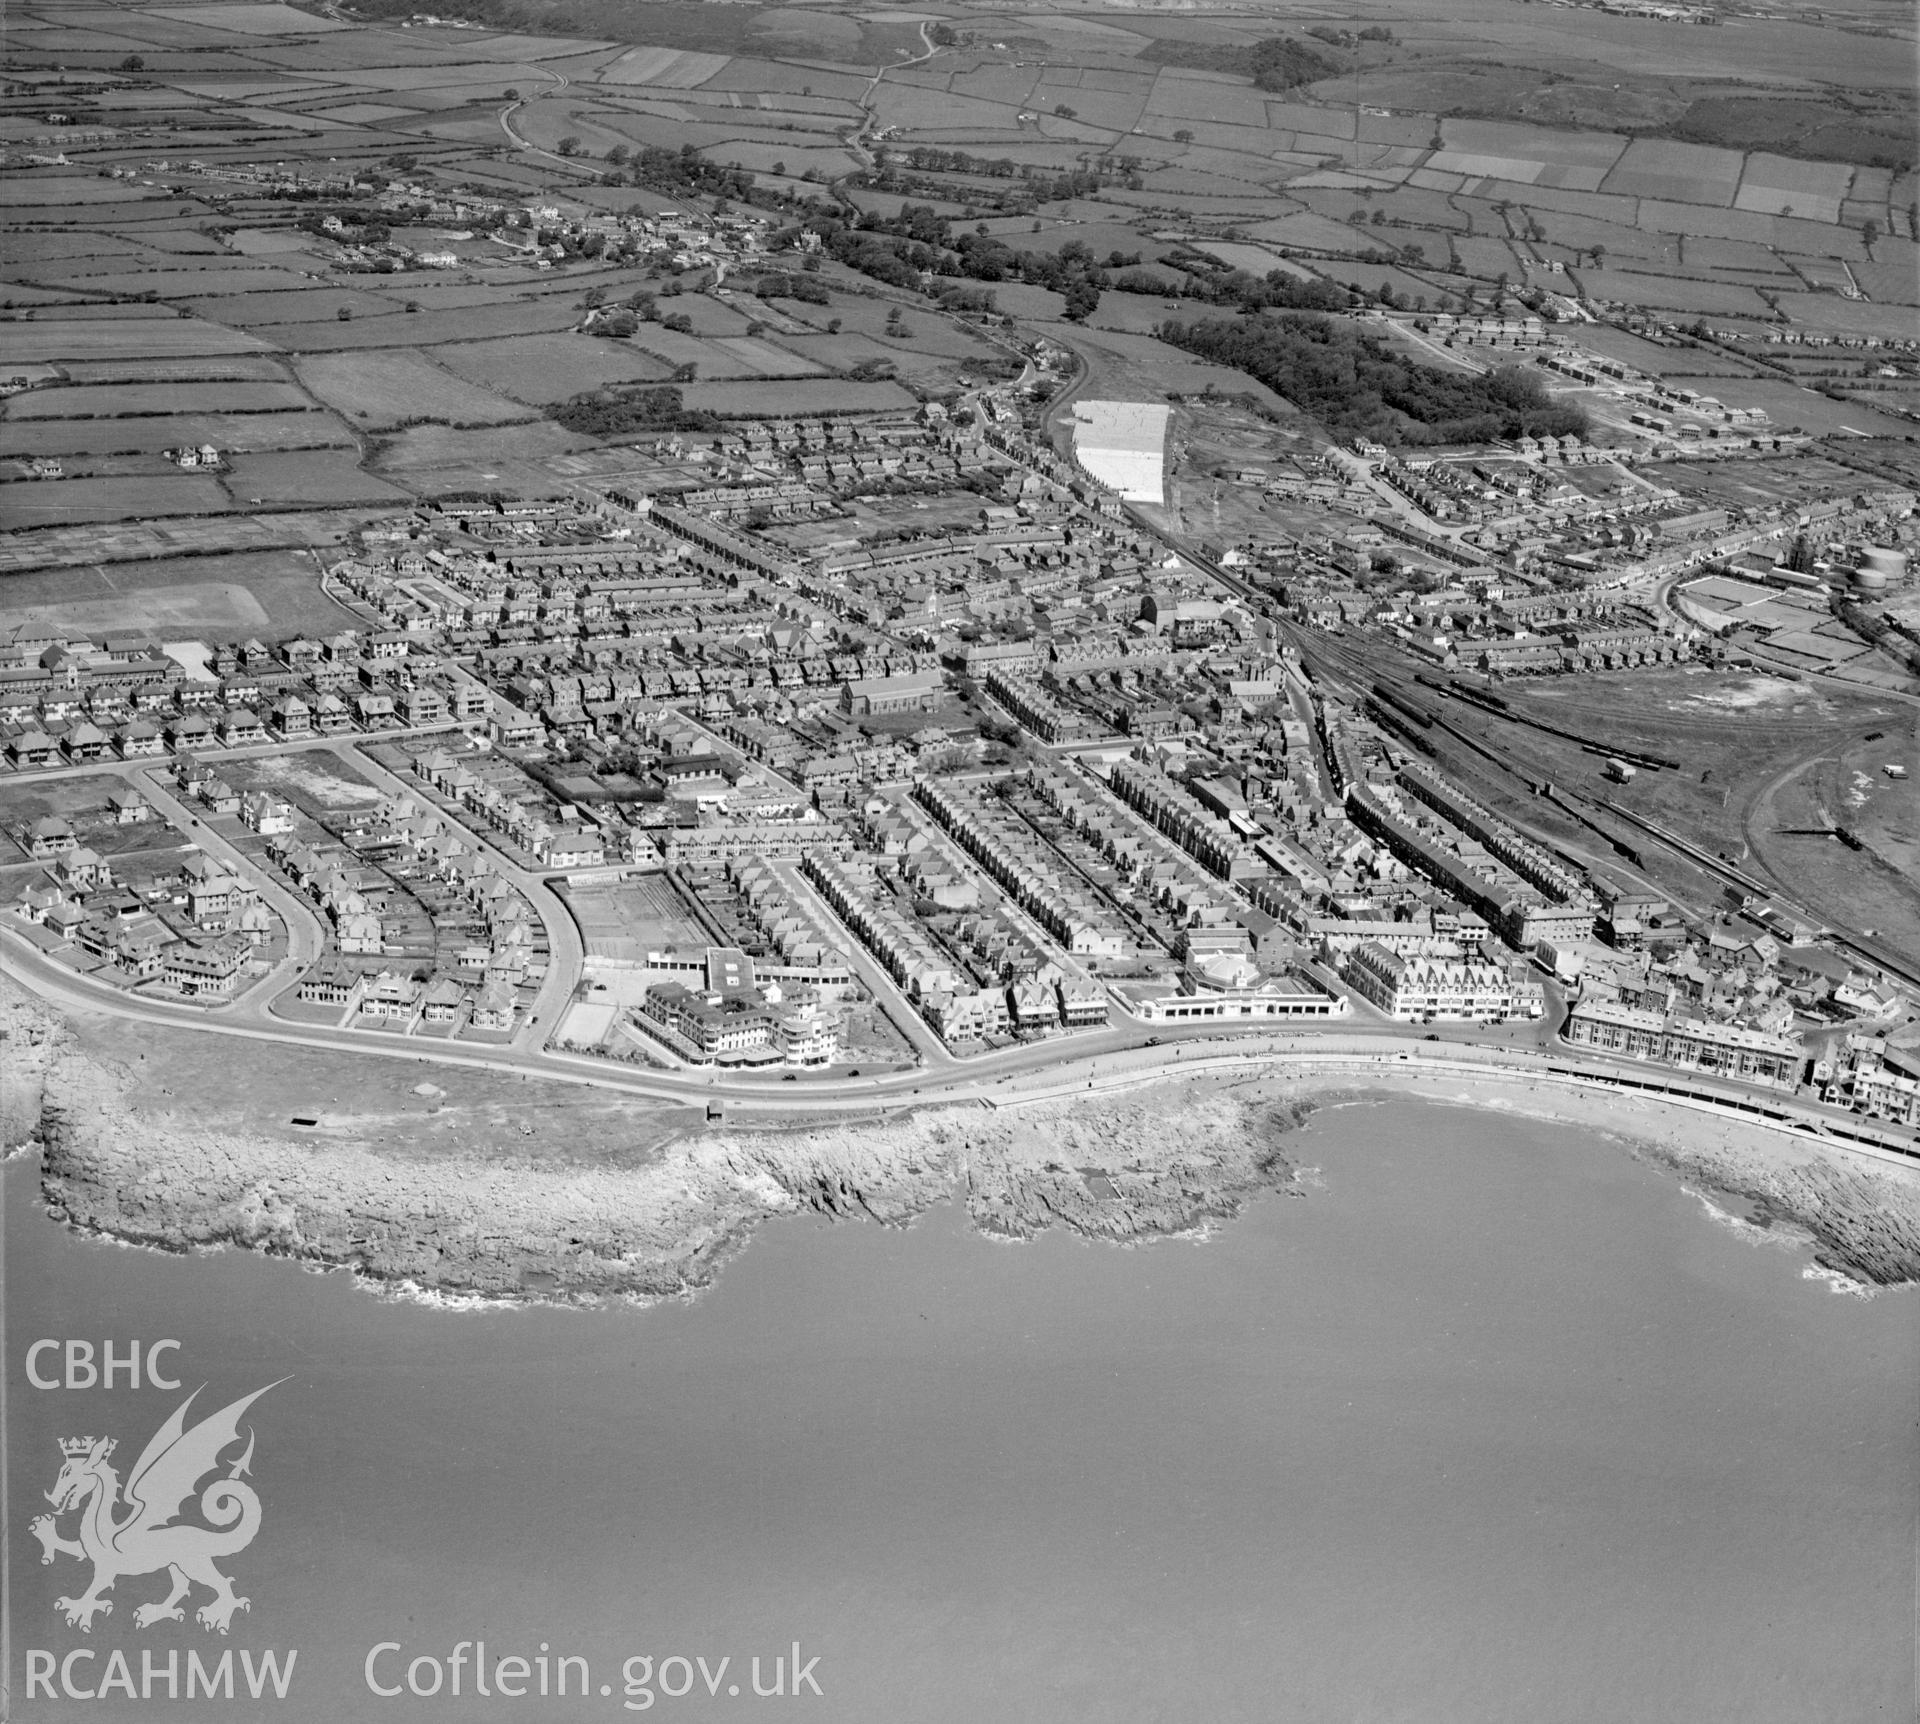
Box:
[1104,756,1259,885]
[1026,762,1241,930]
[801,851,1011,1044]
[1396,761,1594,913]
[1346,779,1595,950]
[911,778,1131,960]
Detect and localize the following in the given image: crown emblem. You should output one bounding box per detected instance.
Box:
[37,1383,281,1634]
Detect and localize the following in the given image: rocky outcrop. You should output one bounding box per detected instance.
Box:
[13,973,1917,1303]
[30,999,1317,1303]
[1644,1141,1920,1288]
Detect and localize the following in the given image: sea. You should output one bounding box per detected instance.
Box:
[5,1098,1915,1722]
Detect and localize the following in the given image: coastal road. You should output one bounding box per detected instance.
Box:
[11,926,1914,1175]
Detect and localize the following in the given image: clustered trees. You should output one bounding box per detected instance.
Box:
[547,385,718,436]
[790,201,1154,321]
[852,150,1142,214]
[1143,33,1341,89]
[594,142,757,204]
[1156,313,1589,447]
[755,269,831,305]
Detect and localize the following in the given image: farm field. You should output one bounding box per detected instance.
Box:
[1687,380,1919,440]
[679,378,919,416]
[0,412,353,458]
[430,333,677,402]
[7,381,315,418]
[0,319,276,363]
[0,473,232,529]
[0,0,1908,669]
[290,350,540,427]
[223,448,414,505]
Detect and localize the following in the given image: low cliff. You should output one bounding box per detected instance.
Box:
[27,989,1314,1301]
[11,977,1916,1303]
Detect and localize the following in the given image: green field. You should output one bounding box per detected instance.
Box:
[0,0,1907,627]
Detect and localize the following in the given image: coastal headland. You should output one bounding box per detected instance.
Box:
[8,976,1918,1302]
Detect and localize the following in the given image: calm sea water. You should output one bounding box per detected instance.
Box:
[5,1099,1915,1722]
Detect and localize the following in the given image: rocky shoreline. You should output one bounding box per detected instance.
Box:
[33,1075,1317,1305]
[9,978,1919,1302]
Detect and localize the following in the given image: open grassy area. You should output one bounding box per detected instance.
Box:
[0,548,360,640]
[61,992,703,1165]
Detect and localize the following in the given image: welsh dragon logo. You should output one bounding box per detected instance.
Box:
[30,1381,283,1635]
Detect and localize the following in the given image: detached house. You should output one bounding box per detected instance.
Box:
[25,816,77,858]
[240,790,295,836]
